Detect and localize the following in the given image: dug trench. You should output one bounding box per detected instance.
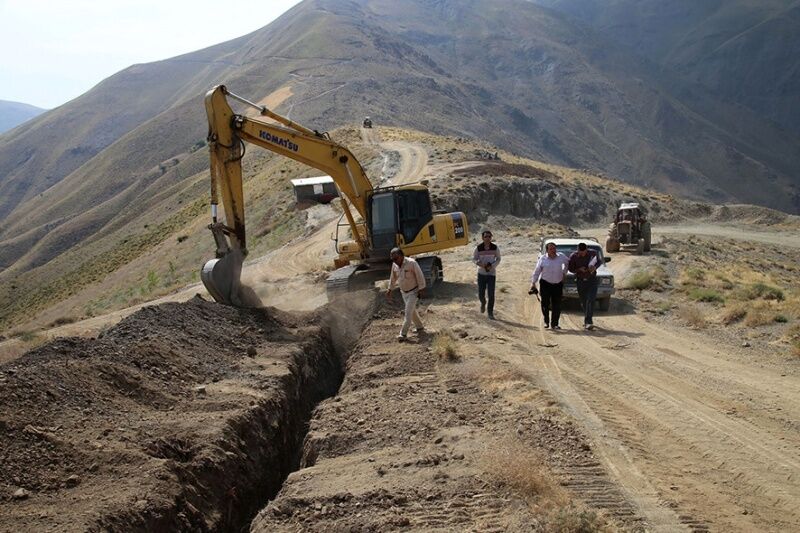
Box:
[0,293,375,531]
[3,282,646,531]
[250,284,644,531]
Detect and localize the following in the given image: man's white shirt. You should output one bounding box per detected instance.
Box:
[531,253,569,284]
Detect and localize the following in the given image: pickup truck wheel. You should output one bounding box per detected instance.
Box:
[598,297,611,311]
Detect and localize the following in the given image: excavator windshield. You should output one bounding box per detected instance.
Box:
[397,189,433,243]
[369,192,397,255]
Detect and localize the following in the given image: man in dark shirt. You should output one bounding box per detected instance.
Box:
[568,242,601,330]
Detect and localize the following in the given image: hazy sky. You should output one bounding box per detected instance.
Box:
[0,0,302,109]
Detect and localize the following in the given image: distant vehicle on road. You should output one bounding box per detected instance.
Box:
[606,202,651,254]
[540,237,615,311]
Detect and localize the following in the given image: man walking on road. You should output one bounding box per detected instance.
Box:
[387,247,426,342]
[530,242,569,330]
[568,242,601,330]
[473,230,501,320]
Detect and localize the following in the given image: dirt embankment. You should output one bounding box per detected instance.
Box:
[0,296,371,531]
[430,162,687,227]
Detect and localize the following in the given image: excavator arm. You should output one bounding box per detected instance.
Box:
[202,85,373,305]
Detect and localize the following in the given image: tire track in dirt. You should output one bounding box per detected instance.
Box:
[517,293,685,531]
[379,140,427,186]
[505,245,800,532]
[555,311,798,531]
[464,227,796,532]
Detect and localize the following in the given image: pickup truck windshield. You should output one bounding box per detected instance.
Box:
[553,244,604,261]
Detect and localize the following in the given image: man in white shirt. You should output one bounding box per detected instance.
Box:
[529,242,569,330]
[386,247,427,341]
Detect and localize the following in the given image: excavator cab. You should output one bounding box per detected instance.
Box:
[367,187,434,260]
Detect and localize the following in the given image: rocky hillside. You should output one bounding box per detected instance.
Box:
[532,0,800,137]
[1,0,799,330]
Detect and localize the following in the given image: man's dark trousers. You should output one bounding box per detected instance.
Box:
[576,277,598,325]
[478,273,495,315]
[539,279,563,327]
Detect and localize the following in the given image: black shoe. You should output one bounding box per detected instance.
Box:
[543,323,550,329]
[553,325,562,330]
[488,313,495,320]
[480,303,486,313]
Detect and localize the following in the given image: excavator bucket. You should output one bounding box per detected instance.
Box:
[201,249,260,307]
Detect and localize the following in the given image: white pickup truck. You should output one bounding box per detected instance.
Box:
[540,238,615,311]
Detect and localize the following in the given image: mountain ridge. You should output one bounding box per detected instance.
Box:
[1,0,799,328]
[0,100,46,134]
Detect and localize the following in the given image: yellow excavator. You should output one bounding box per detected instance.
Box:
[200,85,470,306]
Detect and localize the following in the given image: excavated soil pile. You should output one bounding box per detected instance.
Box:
[0,296,345,532]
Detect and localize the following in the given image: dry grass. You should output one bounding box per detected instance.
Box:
[627,270,654,290]
[687,287,725,303]
[483,438,614,532]
[482,438,567,505]
[719,303,747,325]
[544,504,615,533]
[786,325,800,356]
[432,330,459,362]
[743,302,778,327]
[732,282,784,302]
[627,265,668,291]
[677,304,707,328]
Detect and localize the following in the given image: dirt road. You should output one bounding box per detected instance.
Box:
[438,230,800,532]
[579,223,800,250]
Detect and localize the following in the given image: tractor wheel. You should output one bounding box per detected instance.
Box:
[642,222,652,252]
[636,238,645,255]
[605,237,620,253]
[598,297,611,312]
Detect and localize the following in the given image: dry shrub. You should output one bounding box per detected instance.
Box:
[627,266,668,291]
[719,303,747,325]
[13,330,42,343]
[678,304,707,328]
[687,287,724,303]
[48,316,77,327]
[483,439,614,532]
[733,282,784,302]
[654,300,673,315]
[783,294,800,319]
[786,325,800,356]
[544,503,615,533]
[744,303,776,327]
[482,438,567,505]
[680,267,705,285]
[432,331,459,362]
[626,270,654,290]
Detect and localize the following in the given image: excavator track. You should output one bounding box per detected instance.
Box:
[416,256,443,292]
[325,264,365,297]
[325,256,443,300]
